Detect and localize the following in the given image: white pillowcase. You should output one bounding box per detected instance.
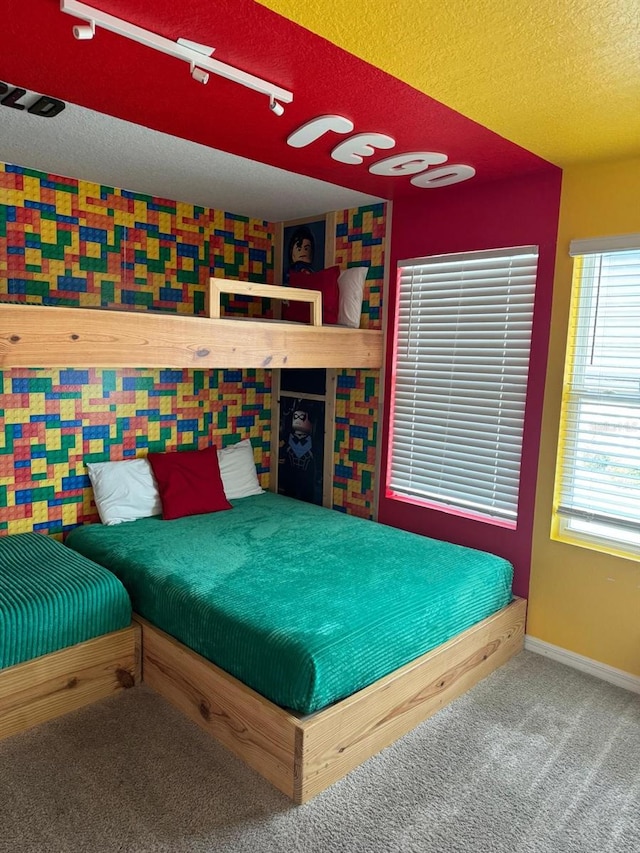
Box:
[337,267,368,328]
[86,458,161,525]
[218,438,264,500]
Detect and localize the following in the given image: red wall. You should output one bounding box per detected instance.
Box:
[378,170,562,597]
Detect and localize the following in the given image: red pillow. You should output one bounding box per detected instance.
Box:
[147,446,232,520]
[283,266,340,324]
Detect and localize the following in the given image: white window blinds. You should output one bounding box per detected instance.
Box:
[554,239,640,548]
[389,246,539,524]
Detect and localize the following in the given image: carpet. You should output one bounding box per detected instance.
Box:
[0,651,638,853]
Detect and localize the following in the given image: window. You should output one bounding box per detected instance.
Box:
[388,246,539,526]
[553,235,640,557]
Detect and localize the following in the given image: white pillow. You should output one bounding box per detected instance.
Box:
[218,438,264,500]
[86,458,161,525]
[337,267,368,328]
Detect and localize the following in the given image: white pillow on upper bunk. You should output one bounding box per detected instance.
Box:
[337,267,368,328]
[87,458,161,525]
[217,438,264,500]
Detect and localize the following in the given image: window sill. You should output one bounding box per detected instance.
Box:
[385,489,517,530]
[551,517,640,562]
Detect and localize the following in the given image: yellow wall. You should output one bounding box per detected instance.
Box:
[529,157,640,676]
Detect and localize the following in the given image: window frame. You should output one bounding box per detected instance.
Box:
[386,245,540,528]
[552,234,640,559]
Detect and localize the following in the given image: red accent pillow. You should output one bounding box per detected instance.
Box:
[147,446,232,520]
[283,266,340,324]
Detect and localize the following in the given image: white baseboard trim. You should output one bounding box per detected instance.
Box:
[524,635,640,695]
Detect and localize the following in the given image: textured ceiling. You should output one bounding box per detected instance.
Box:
[259,0,640,166]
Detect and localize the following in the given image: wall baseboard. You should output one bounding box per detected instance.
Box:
[524,635,640,695]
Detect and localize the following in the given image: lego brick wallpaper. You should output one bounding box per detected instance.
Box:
[0,162,385,532]
[333,204,385,517]
[0,162,274,536]
[0,367,270,536]
[0,164,273,313]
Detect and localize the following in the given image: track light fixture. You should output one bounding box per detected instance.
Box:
[190,66,210,85]
[72,20,95,40]
[60,0,293,113]
[269,96,285,117]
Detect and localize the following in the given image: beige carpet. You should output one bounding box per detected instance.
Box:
[0,651,638,853]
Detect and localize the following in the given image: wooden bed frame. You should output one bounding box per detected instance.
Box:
[0,278,383,370]
[1,281,523,798]
[139,597,526,803]
[0,624,141,742]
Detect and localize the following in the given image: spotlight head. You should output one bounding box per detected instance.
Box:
[73,22,95,40]
[269,97,285,117]
[191,66,209,85]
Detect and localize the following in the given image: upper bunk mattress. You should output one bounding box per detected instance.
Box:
[0,532,132,670]
[66,492,513,713]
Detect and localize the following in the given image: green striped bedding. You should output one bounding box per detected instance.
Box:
[0,532,132,670]
[66,492,513,713]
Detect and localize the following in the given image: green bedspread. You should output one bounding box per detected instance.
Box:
[0,532,132,670]
[66,493,513,713]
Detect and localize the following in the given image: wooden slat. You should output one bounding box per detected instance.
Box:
[269,368,282,494]
[0,301,383,369]
[208,279,323,326]
[296,597,526,802]
[272,222,284,321]
[0,624,141,741]
[139,618,300,799]
[322,369,337,508]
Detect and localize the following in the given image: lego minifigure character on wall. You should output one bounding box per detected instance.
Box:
[278,397,324,505]
[287,225,315,274]
[282,218,326,283]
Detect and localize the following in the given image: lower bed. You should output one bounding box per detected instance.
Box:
[66,492,513,714]
[0,532,140,740]
[65,493,525,801]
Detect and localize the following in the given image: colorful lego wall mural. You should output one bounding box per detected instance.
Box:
[0,163,274,315]
[334,203,385,331]
[0,161,274,536]
[332,203,385,518]
[0,368,271,537]
[0,161,385,533]
[334,369,379,518]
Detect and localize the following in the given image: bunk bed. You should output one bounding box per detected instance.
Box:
[0,279,525,802]
[0,279,384,370]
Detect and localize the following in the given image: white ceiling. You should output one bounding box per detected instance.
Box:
[0,93,384,222]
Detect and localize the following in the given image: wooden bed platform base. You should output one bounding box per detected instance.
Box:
[0,624,141,742]
[0,279,383,371]
[139,597,526,803]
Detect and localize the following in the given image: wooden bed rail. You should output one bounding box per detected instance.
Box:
[0,281,384,369]
[138,598,526,803]
[206,279,322,326]
[0,624,141,741]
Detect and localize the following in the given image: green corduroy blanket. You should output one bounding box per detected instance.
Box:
[66,493,512,712]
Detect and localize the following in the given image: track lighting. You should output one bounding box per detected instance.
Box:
[72,21,95,40]
[269,97,285,117]
[60,1,293,112]
[191,66,210,85]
